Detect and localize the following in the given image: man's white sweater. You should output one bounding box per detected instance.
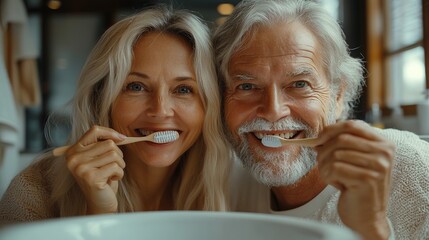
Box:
[229,128,429,240]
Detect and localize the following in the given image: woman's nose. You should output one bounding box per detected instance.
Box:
[257,85,291,122]
[146,94,174,118]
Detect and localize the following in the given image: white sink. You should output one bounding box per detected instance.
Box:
[420,135,429,142]
[0,211,360,240]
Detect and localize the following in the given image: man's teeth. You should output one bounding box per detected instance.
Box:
[254,132,294,140]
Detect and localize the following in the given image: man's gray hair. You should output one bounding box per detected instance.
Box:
[213,0,365,119]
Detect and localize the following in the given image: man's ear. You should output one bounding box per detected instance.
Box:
[334,83,346,119]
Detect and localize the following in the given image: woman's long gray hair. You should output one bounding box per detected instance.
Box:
[44,5,230,216]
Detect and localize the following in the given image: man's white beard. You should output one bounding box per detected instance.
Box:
[239,139,317,187]
[231,101,339,186]
[229,117,318,187]
[226,95,338,187]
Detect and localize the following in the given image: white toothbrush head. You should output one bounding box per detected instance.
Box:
[261,135,282,148]
[152,130,179,143]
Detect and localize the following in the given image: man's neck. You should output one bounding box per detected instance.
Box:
[270,168,327,211]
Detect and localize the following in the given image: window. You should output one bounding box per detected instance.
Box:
[385,0,426,107]
[367,0,428,112]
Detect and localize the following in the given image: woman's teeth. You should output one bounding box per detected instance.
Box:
[254,132,295,140]
[138,130,154,136]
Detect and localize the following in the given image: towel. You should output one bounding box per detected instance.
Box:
[0,23,20,198]
[1,0,41,107]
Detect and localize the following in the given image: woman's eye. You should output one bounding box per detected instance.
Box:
[292,81,309,88]
[125,82,145,92]
[175,85,193,94]
[238,83,254,90]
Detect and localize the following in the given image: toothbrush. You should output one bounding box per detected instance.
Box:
[52,130,179,157]
[261,135,320,148]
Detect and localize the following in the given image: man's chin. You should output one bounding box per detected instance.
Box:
[247,161,314,187]
[238,146,317,187]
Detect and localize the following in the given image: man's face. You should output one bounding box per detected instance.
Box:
[225,21,342,186]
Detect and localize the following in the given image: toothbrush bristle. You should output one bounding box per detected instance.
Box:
[261,135,282,148]
[153,131,179,143]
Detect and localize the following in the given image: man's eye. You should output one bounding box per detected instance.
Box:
[292,81,309,88]
[125,82,145,92]
[238,83,254,90]
[175,85,193,94]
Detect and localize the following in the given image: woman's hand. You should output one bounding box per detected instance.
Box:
[315,120,395,240]
[64,125,127,214]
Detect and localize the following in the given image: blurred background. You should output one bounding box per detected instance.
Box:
[12,0,429,150]
[0,0,428,195]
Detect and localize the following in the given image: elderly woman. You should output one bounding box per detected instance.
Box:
[0,5,230,224]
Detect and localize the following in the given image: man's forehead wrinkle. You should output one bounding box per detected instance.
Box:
[231,64,317,78]
[299,47,317,56]
[231,53,314,64]
[234,44,316,58]
[234,53,296,60]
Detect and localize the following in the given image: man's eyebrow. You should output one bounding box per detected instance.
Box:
[231,74,256,81]
[287,67,317,77]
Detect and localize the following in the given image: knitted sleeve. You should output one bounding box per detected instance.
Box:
[318,128,429,240]
[0,159,57,226]
[380,129,429,240]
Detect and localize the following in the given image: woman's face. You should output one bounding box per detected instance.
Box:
[111,32,204,168]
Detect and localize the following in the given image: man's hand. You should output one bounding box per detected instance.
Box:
[315,120,395,240]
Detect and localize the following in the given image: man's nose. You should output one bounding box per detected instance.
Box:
[257,85,291,122]
[146,94,174,118]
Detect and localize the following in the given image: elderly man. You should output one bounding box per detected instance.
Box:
[213,0,429,239]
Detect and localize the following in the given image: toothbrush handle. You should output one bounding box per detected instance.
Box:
[52,146,70,157]
[280,137,320,147]
[51,136,151,157]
